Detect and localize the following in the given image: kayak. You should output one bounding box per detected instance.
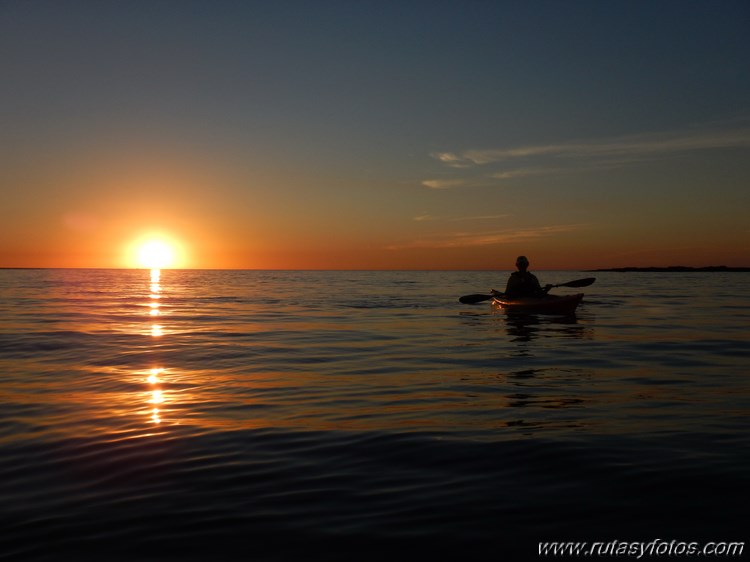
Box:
[459,278,595,306]
[491,292,584,315]
[492,292,584,315]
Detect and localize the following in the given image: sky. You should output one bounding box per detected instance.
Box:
[1,0,749,270]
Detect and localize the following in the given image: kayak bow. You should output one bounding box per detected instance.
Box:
[491,291,584,315]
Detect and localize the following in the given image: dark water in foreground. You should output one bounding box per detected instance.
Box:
[0,269,747,560]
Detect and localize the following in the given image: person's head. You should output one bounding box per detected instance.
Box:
[515,255,529,271]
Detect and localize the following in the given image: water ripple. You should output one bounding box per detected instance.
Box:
[0,269,748,560]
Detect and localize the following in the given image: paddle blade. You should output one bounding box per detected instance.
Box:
[459,294,495,304]
[556,277,596,288]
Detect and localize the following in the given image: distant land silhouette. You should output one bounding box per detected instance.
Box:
[590,266,750,272]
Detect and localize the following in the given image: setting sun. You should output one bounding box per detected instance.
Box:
[127,235,186,269]
[138,240,174,269]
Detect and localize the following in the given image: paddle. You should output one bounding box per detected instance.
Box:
[458,293,497,305]
[552,277,597,289]
[458,277,596,304]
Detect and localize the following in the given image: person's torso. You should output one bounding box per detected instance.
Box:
[508,271,540,296]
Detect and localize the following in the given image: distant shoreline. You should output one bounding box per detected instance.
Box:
[589,266,750,272]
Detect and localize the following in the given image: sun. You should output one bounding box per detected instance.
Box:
[137,240,174,269]
[127,235,185,269]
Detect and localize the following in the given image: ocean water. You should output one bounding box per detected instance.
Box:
[0,269,747,561]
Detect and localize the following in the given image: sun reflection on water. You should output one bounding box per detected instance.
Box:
[147,368,162,385]
[146,367,165,424]
[149,269,163,331]
[145,270,167,425]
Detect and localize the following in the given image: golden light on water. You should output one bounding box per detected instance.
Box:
[147,368,165,424]
[148,269,163,332]
[144,268,167,424]
[147,368,163,384]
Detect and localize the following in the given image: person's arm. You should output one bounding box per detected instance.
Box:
[531,273,551,295]
[531,274,554,295]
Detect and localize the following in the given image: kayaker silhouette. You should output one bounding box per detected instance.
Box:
[503,256,552,298]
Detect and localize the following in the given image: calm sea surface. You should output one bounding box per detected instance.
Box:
[0,269,747,560]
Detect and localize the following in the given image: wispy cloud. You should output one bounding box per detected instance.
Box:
[413,213,509,222]
[389,224,585,250]
[430,152,474,168]
[423,123,750,190]
[491,168,552,180]
[448,214,509,222]
[433,125,750,168]
[421,179,468,189]
[422,174,535,189]
[413,214,439,222]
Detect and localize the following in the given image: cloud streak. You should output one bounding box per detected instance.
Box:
[389,224,586,250]
[423,123,750,190]
[490,168,552,180]
[433,126,750,168]
[448,214,509,222]
[413,213,509,222]
[421,179,468,189]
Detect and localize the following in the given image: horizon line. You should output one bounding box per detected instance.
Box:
[2,265,748,272]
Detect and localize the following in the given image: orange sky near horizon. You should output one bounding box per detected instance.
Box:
[1,146,748,271]
[1,128,748,270]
